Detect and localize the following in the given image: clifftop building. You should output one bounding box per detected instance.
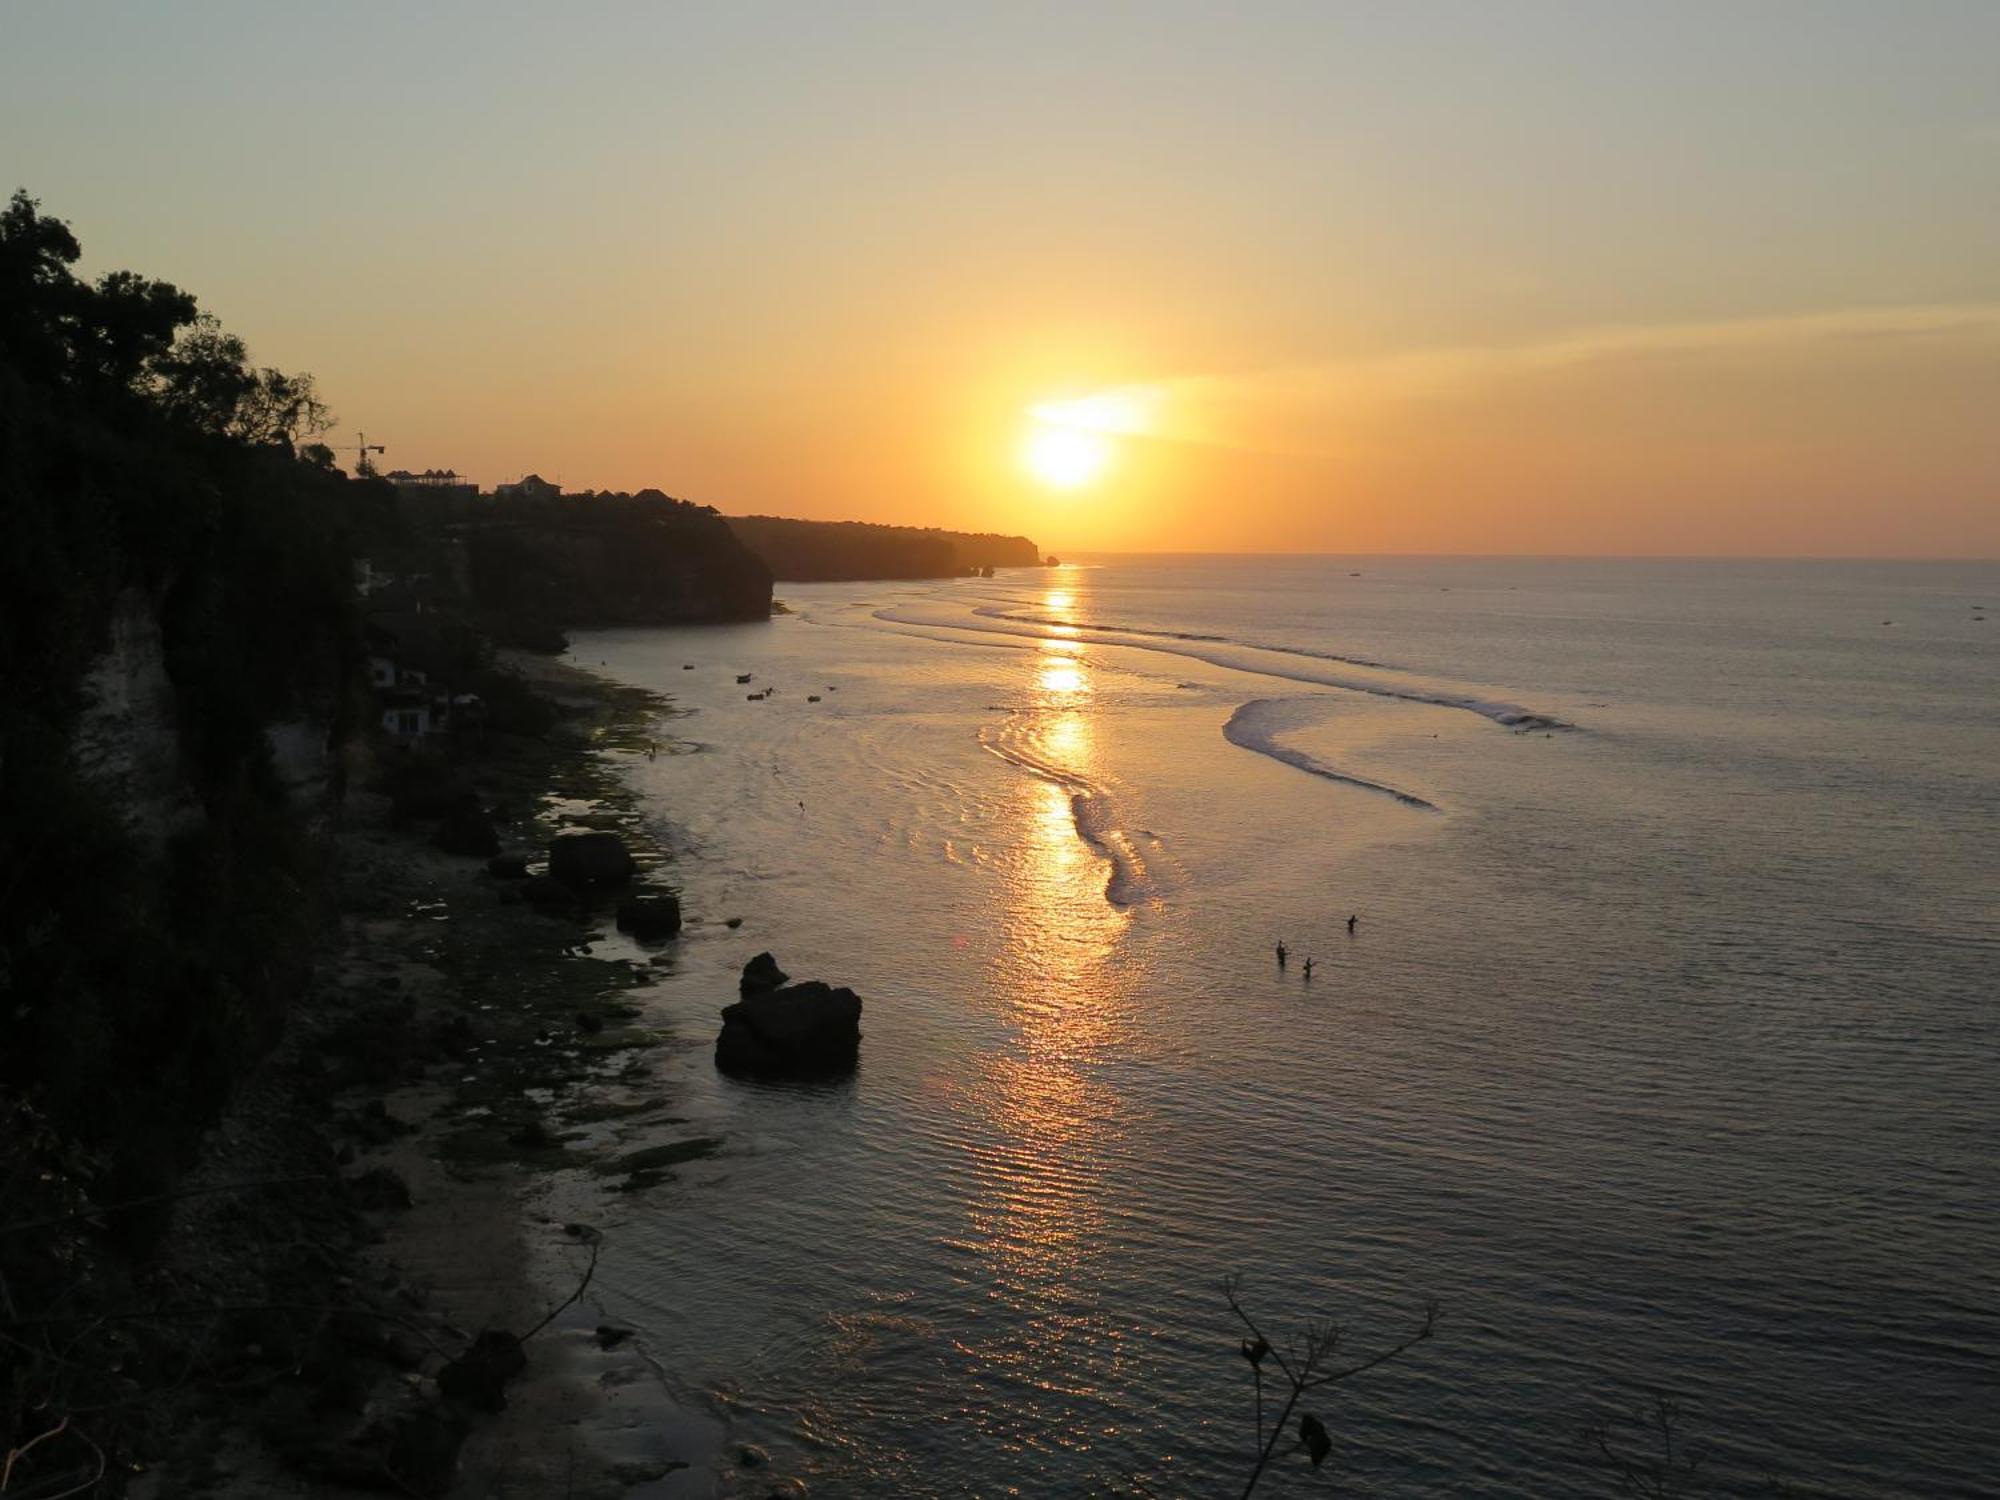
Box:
[385,467,478,503]
[492,472,561,502]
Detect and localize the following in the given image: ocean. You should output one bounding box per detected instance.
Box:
[566,555,1998,1497]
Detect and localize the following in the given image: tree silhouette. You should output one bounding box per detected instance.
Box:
[1225,1277,1437,1497]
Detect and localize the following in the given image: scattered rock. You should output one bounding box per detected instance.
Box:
[594,1323,635,1350]
[426,1009,476,1057]
[506,1118,552,1149]
[346,1166,412,1212]
[432,794,499,858]
[521,874,579,911]
[739,951,788,995]
[724,916,744,929]
[612,1458,689,1484]
[315,1399,468,1496]
[486,850,530,880]
[592,1137,723,1176]
[549,831,634,889]
[615,892,683,941]
[342,1098,416,1147]
[738,1443,770,1469]
[436,1328,527,1412]
[716,981,862,1078]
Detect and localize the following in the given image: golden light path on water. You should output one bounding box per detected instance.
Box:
[953,576,1147,1442]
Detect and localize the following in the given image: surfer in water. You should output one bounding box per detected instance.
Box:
[1275,941,1289,969]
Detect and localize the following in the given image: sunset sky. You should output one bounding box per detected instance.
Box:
[6,2,1996,555]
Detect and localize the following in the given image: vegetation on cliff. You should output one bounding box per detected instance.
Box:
[454,488,771,646]
[0,188,399,1484]
[0,190,374,1184]
[725,514,1041,581]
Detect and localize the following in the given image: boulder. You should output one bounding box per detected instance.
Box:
[739,951,789,995]
[486,850,530,880]
[433,794,499,858]
[616,893,682,941]
[549,830,634,890]
[437,1329,527,1412]
[715,981,862,1078]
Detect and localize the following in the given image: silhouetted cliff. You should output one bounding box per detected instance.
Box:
[1,191,378,1231]
[406,489,772,647]
[725,515,1041,581]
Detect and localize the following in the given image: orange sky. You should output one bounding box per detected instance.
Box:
[7,3,1997,555]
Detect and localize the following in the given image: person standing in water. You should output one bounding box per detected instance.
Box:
[1302,957,1314,980]
[1275,941,1289,969]
[1346,914,1358,935]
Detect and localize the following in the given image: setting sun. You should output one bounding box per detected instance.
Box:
[1023,423,1111,490]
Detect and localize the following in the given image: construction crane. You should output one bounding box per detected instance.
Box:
[335,432,386,477]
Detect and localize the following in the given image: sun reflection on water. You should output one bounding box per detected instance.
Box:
[949,583,1148,1398]
[1038,658,1086,695]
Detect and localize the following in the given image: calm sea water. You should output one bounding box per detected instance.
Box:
[568,556,1998,1498]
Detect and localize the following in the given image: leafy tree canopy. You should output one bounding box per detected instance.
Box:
[0,188,331,446]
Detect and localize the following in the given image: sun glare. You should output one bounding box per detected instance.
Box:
[1024,424,1111,490]
[1020,385,1161,492]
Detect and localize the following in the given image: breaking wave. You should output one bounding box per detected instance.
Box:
[872,604,1568,732]
[973,606,1401,671]
[1222,698,1439,810]
[976,717,1160,908]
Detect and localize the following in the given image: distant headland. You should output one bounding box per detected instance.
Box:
[364,470,1045,646]
[722,514,1043,581]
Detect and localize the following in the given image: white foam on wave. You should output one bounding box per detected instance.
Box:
[871,604,1570,732]
[976,716,1158,909]
[971,606,1403,671]
[1222,698,1439,810]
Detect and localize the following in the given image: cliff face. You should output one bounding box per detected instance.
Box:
[70,589,202,853]
[448,493,772,641]
[725,515,1042,581]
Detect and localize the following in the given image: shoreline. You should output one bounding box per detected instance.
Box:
[143,652,729,1498]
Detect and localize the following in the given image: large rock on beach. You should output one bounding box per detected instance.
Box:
[548,830,634,889]
[739,951,789,995]
[486,850,530,880]
[715,980,862,1078]
[616,892,682,941]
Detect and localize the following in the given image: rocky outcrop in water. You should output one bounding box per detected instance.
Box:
[716,976,862,1078]
[615,892,682,941]
[738,951,789,995]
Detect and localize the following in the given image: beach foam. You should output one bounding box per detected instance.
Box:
[1222,697,1440,810]
[871,603,1570,732]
